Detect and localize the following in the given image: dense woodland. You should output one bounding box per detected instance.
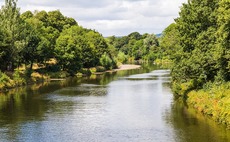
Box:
[0,0,160,89]
[106,32,160,62]
[0,0,230,128]
[0,0,112,75]
[160,0,230,128]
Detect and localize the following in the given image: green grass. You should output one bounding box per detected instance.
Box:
[187,82,230,129]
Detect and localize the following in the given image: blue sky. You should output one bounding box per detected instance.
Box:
[1,0,187,36]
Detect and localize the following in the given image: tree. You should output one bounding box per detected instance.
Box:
[47,10,77,32]
[21,17,42,74]
[143,34,160,61]
[55,26,86,74]
[34,10,48,26]
[0,0,24,71]
[84,31,109,67]
[117,51,128,63]
[20,10,33,20]
[170,0,222,95]
[160,23,180,59]
[215,0,230,81]
[128,32,142,40]
[100,52,113,70]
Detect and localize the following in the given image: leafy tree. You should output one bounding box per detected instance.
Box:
[160,23,180,60]
[169,0,226,95]
[117,51,128,63]
[216,0,230,81]
[143,34,160,61]
[21,18,42,74]
[34,10,48,26]
[55,26,85,74]
[20,10,33,20]
[100,52,113,70]
[84,31,109,67]
[132,40,143,60]
[128,32,142,40]
[38,26,59,65]
[47,10,77,32]
[0,0,23,71]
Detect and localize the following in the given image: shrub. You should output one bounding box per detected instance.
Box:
[172,80,194,98]
[79,68,91,75]
[89,67,97,74]
[48,71,70,78]
[187,82,230,129]
[31,72,49,82]
[100,53,113,70]
[0,71,13,90]
[13,69,25,86]
[96,66,106,72]
[117,51,128,63]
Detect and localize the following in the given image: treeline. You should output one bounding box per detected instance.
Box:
[0,0,162,90]
[160,0,230,128]
[0,0,116,75]
[106,32,160,63]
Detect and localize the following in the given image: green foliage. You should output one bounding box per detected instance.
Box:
[89,67,97,74]
[13,69,25,86]
[55,26,84,74]
[55,25,109,74]
[162,0,230,128]
[106,32,161,63]
[169,0,228,97]
[0,0,24,71]
[79,68,91,75]
[100,53,113,70]
[96,66,106,72]
[0,71,13,90]
[187,82,230,129]
[117,51,128,63]
[48,71,70,78]
[159,23,180,60]
[84,30,109,67]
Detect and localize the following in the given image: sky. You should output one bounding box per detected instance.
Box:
[1,0,187,37]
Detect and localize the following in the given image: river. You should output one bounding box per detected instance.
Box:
[0,65,229,142]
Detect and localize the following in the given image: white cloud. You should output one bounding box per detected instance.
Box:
[0,0,187,36]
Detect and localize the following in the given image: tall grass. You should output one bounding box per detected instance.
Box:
[187,83,230,129]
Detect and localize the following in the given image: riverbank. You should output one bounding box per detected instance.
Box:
[172,80,230,129]
[0,64,141,92]
[186,83,230,129]
[113,64,141,71]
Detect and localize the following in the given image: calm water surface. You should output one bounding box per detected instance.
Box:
[0,65,229,142]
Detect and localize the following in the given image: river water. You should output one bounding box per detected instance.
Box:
[0,65,229,142]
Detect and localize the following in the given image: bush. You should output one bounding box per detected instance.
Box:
[13,69,25,86]
[187,82,230,129]
[172,79,198,98]
[89,67,97,74]
[48,71,70,78]
[31,72,49,82]
[96,66,106,72]
[100,53,113,70]
[0,71,14,90]
[117,51,128,63]
[79,68,91,75]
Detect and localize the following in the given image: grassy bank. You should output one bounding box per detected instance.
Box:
[0,70,50,92]
[187,83,230,129]
[173,81,230,129]
[0,64,141,92]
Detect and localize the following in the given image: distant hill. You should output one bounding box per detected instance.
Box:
[155,33,162,38]
[105,33,162,38]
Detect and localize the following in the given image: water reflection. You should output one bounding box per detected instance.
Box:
[165,99,230,142]
[0,64,229,142]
